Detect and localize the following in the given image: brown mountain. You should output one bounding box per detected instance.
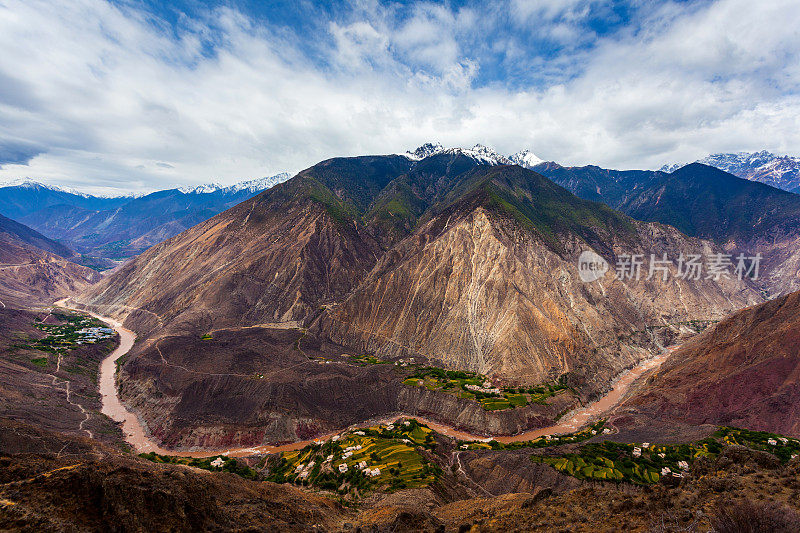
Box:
[616,290,800,437]
[71,152,768,448]
[319,164,761,386]
[0,215,101,308]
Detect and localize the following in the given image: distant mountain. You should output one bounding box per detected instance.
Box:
[0,174,290,261]
[0,214,100,308]
[529,162,665,207]
[661,151,800,194]
[0,181,132,220]
[619,163,800,295]
[177,174,291,195]
[0,212,75,258]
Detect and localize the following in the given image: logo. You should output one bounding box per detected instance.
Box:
[578,250,609,282]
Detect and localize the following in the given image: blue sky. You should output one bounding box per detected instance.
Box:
[0,0,798,194]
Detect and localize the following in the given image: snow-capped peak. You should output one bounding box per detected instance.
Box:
[223,173,292,193]
[508,149,544,169]
[404,142,445,160]
[404,143,511,165]
[661,150,800,193]
[0,178,94,197]
[178,173,291,195]
[463,144,513,165]
[179,182,225,194]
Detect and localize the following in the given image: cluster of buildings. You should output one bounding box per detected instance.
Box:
[74,326,115,344]
[464,382,502,395]
[632,443,650,458]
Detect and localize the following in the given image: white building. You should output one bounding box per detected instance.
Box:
[338,463,348,473]
[632,447,642,458]
[211,457,225,468]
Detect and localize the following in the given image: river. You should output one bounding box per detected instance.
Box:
[59,301,677,458]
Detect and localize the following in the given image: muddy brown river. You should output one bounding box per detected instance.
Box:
[65,302,678,458]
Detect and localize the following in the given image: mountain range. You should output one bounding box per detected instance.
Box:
[0,174,290,264]
[661,150,800,194]
[6,143,800,532]
[72,148,764,447]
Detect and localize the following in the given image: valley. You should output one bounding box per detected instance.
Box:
[3,147,800,532]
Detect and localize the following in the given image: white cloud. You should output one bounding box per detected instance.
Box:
[0,0,797,195]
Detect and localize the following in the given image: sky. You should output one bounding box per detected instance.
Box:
[0,0,798,195]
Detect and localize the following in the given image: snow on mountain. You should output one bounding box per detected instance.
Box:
[508,149,544,168]
[179,182,225,194]
[0,178,92,197]
[224,173,292,193]
[404,143,513,165]
[661,151,800,194]
[404,142,445,160]
[178,173,291,195]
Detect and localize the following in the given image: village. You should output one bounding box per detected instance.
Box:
[264,418,440,496]
[402,365,573,411]
[13,311,118,368]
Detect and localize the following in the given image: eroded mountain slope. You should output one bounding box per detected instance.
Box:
[320,166,761,388]
[616,290,800,437]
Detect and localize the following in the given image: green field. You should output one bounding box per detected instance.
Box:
[139,452,259,479]
[403,367,571,411]
[15,312,115,356]
[530,426,800,486]
[265,419,440,495]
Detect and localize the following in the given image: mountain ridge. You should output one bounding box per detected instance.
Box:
[661,150,800,193]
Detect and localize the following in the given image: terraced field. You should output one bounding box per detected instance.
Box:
[265,419,441,494]
[402,367,571,410]
[530,427,800,485]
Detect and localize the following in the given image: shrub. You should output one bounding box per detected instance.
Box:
[710,499,800,533]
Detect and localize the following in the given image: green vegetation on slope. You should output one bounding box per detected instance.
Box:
[403,366,572,411]
[461,420,607,451]
[265,419,440,495]
[531,426,800,486]
[139,453,259,480]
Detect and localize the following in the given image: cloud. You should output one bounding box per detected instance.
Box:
[0,0,797,194]
[0,139,45,166]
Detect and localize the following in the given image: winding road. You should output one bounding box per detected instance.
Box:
[58,300,678,458]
